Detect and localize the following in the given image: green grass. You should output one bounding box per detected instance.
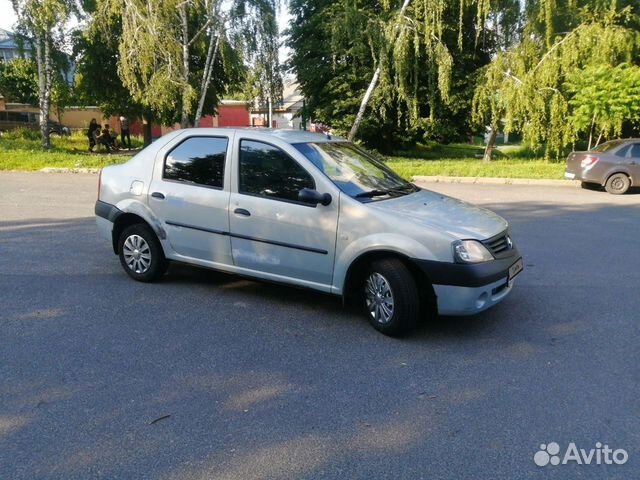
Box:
[0,129,141,171]
[0,132,566,179]
[386,142,565,180]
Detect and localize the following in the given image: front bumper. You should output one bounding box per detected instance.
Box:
[432,277,513,315]
[414,248,521,316]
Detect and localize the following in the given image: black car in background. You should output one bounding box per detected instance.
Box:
[565,139,640,194]
[0,110,70,136]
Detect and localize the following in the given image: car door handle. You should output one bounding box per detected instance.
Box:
[234,208,251,217]
[151,192,165,200]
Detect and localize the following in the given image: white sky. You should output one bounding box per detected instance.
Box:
[0,0,18,31]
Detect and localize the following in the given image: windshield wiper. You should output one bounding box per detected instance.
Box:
[354,189,393,198]
[354,185,416,198]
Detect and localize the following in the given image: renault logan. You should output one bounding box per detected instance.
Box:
[95,129,522,335]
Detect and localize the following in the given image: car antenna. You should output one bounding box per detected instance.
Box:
[326,133,332,140]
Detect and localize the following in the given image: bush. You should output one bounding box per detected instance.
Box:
[2,127,41,141]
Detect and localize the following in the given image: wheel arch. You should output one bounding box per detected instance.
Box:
[602,169,632,186]
[112,213,156,254]
[342,250,437,311]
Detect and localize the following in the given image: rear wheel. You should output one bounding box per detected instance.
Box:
[118,224,168,282]
[604,173,630,195]
[363,259,419,336]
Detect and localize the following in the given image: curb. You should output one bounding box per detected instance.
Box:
[412,175,579,187]
[39,167,101,174]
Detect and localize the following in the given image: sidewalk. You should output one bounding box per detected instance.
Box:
[412,175,579,187]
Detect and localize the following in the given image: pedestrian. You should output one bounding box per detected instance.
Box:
[96,124,113,152]
[87,118,99,152]
[119,115,131,149]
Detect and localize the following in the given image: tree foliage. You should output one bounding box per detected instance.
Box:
[93,0,279,129]
[288,0,502,149]
[566,63,640,148]
[0,58,38,104]
[474,2,640,158]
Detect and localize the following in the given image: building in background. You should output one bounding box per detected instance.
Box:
[250,80,304,129]
[0,28,31,62]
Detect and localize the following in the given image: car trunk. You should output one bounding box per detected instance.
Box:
[565,151,590,174]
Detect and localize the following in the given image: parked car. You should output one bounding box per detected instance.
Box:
[565,139,640,194]
[95,129,522,335]
[0,110,70,135]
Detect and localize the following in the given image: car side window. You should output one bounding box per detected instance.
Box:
[630,144,640,159]
[164,136,228,188]
[615,145,631,158]
[239,139,315,202]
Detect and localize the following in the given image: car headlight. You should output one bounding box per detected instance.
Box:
[452,240,494,263]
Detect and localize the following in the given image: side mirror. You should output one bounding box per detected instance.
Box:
[298,188,332,206]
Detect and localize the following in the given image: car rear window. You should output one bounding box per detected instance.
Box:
[164,136,228,188]
[593,140,627,152]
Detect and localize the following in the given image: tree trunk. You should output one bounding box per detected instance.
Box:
[483,128,498,162]
[348,67,380,141]
[594,131,603,148]
[142,114,153,147]
[348,0,411,141]
[35,33,51,149]
[180,3,190,128]
[587,113,596,150]
[194,31,220,127]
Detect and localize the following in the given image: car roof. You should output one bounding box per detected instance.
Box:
[590,138,640,152]
[178,127,345,144]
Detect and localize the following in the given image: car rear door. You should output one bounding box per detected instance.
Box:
[627,143,640,182]
[148,133,233,266]
[228,136,339,290]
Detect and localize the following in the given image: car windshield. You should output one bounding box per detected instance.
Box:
[592,140,627,152]
[292,142,417,200]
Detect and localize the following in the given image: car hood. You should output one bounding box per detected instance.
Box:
[367,188,508,240]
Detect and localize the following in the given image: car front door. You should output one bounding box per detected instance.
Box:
[148,134,233,266]
[228,138,339,290]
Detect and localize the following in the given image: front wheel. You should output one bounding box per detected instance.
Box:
[118,224,168,282]
[363,259,419,336]
[605,173,630,195]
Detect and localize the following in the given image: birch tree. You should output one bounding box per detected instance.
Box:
[347,0,494,140]
[473,5,639,158]
[12,0,70,148]
[98,0,279,132]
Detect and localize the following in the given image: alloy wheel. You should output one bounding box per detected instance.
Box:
[365,272,395,324]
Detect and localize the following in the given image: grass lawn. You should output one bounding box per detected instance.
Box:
[1,131,566,179]
[0,129,141,171]
[387,143,566,180]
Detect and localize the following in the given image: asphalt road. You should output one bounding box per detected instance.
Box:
[1,172,638,480]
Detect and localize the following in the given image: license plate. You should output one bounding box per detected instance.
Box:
[509,258,524,280]
[564,172,576,179]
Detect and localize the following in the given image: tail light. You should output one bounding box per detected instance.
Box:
[97,169,102,200]
[581,155,598,168]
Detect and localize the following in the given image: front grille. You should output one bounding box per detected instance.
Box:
[483,231,511,255]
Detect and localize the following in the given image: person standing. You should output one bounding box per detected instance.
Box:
[119,115,131,149]
[87,118,99,152]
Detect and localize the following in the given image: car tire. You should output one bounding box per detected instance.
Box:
[118,224,168,282]
[604,173,630,195]
[363,259,419,336]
